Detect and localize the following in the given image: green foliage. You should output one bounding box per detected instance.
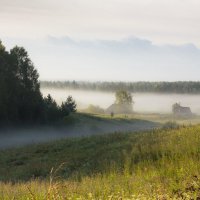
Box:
[43,94,61,122]
[84,104,105,114]
[42,94,77,122]
[107,90,134,114]
[10,46,43,121]
[0,44,43,122]
[61,96,77,116]
[115,90,133,105]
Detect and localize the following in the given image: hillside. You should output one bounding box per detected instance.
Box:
[0,113,159,149]
[1,125,200,199]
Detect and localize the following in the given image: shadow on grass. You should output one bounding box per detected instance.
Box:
[0,112,160,150]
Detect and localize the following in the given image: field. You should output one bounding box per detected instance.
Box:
[1,124,200,199]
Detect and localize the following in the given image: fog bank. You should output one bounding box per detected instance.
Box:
[41,88,200,114]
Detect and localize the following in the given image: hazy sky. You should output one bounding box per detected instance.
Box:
[1,0,200,81]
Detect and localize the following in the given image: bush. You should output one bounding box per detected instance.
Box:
[85,104,105,114]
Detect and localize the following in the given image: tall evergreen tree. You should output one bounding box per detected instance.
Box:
[10,46,43,121]
[0,41,76,124]
[61,96,77,116]
[0,41,19,121]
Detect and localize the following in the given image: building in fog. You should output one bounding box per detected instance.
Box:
[106,103,133,115]
[172,103,192,116]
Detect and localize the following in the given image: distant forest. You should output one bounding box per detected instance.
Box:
[41,81,200,94]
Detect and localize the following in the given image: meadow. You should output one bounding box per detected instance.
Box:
[1,124,200,199]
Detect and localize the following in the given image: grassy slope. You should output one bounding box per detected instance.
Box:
[0,113,160,150]
[1,125,200,199]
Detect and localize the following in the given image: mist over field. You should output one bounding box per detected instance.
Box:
[2,86,200,150]
[0,117,158,149]
[2,1,200,198]
[41,88,200,114]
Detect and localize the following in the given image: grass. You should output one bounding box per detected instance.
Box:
[80,112,200,125]
[1,125,200,199]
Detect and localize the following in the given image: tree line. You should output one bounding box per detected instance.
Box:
[41,81,200,94]
[0,41,76,124]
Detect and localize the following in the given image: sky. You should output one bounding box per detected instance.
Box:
[1,0,200,81]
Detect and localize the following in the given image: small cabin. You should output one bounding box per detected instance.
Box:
[172,103,192,116]
[105,103,133,115]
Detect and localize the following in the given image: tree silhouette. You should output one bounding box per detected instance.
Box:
[10,46,43,121]
[0,41,77,124]
[61,96,77,116]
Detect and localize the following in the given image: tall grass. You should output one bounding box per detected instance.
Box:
[1,125,200,199]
